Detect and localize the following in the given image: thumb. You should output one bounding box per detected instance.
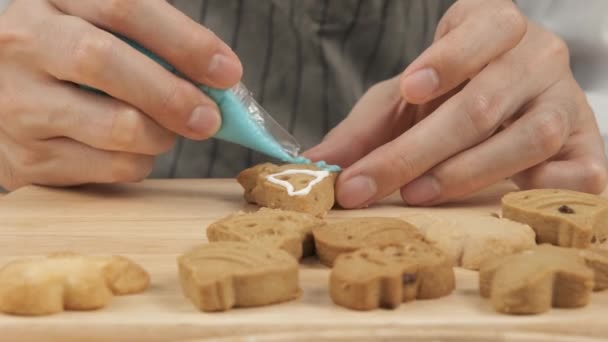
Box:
[303,77,406,168]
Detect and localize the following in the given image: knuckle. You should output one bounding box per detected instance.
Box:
[542,34,570,66]
[532,111,566,156]
[71,30,113,81]
[580,159,608,194]
[110,153,153,183]
[495,4,527,39]
[370,78,402,105]
[99,0,140,28]
[17,147,49,170]
[182,29,221,62]
[0,21,31,56]
[0,87,25,123]
[464,94,503,137]
[385,147,416,184]
[109,108,142,151]
[434,1,464,39]
[158,79,193,117]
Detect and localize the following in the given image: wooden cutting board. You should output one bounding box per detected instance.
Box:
[0,179,606,342]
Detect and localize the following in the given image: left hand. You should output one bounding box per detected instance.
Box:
[305,0,607,208]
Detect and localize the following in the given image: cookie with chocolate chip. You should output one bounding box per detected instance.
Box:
[502,189,608,247]
[330,241,455,310]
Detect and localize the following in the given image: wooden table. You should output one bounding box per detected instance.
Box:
[0,180,606,342]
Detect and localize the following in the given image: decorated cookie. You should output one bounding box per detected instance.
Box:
[0,252,150,316]
[206,208,325,259]
[312,217,424,267]
[330,241,455,310]
[401,211,536,270]
[178,242,299,312]
[502,189,608,248]
[479,244,608,315]
[237,163,336,218]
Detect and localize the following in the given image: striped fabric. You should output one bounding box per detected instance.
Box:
[151,0,455,178]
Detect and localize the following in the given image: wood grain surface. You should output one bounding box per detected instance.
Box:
[0,179,606,342]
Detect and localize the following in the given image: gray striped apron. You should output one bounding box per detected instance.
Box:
[153,0,455,178]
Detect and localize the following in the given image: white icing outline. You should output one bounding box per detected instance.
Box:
[266,169,330,196]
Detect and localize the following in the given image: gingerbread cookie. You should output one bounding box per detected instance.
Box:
[502,189,608,248]
[206,208,325,259]
[237,163,337,218]
[0,252,149,316]
[178,242,299,312]
[401,211,535,270]
[312,217,424,267]
[479,244,608,315]
[330,241,455,310]
[580,247,608,291]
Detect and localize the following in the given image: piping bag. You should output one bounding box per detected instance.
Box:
[108,34,340,173]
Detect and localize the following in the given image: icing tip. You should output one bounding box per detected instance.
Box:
[288,156,341,172]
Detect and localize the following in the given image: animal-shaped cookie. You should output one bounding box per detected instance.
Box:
[0,252,150,316]
[206,208,325,259]
[330,241,455,310]
[401,211,536,270]
[479,244,608,315]
[178,242,299,312]
[502,189,608,248]
[237,163,337,218]
[312,217,424,267]
[580,247,608,291]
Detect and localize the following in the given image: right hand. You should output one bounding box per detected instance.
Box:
[0,0,242,190]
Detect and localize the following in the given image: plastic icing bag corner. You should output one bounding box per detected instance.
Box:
[201,83,301,163]
[114,34,301,163]
[109,33,341,172]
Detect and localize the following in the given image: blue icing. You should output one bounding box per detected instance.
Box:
[117,34,297,161]
[292,156,341,173]
[103,34,343,170]
[314,161,342,173]
[200,86,295,162]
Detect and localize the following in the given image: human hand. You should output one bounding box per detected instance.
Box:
[0,0,242,190]
[305,0,607,208]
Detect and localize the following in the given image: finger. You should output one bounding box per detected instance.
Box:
[16,138,155,187]
[39,17,220,140]
[513,158,608,195]
[9,81,176,155]
[49,0,242,88]
[401,83,576,205]
[399,1,526,104]
[336,28,566,209]
[512,128,608,194]
[303,77,408,167]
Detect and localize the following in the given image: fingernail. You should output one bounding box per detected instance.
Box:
[338,176,377,208]
[401,175,441,205]
[401,68,439,102]
[187,105,221,138]
[208,52,242,83]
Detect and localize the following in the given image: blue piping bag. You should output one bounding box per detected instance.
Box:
[112,35,340,172]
